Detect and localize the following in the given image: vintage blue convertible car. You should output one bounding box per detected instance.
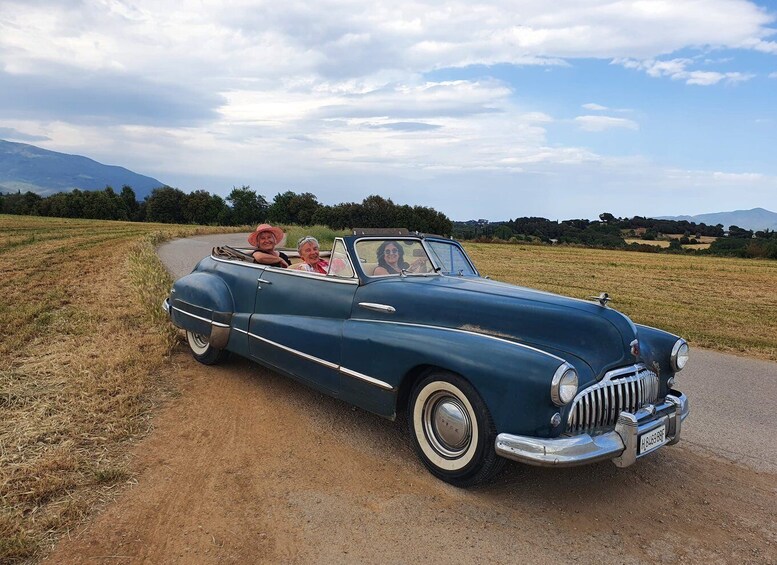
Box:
[163,229,690,486]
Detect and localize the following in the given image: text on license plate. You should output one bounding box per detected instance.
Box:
[639,425,666,455]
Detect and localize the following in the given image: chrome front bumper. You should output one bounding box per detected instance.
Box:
[495,392,689,468]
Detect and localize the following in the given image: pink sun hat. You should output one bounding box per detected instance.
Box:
[247,223,285,247]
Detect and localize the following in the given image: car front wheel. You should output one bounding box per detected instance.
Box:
[408,371,504,487]
[186,330,228,365]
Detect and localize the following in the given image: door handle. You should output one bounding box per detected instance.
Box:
[358,302,396,314]
[257,278,272,285]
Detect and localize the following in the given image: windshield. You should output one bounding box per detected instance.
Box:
[425,240,478,276]
[355,239,434,276]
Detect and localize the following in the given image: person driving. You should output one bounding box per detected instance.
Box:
[372,241,428,275]
[248,223,289,268]
[373,241,407,275]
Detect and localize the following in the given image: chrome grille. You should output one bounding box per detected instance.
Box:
[567,364,659,434]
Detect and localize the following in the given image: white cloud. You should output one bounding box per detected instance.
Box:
[0,0,775,219]
[574,115,638,132]
[2,0,775,81]
[711,171,765,182]
[618,57,756,85]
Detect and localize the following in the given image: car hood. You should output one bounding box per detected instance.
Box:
[357,275,638,377]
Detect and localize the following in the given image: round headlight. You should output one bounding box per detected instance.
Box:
[551,363,578,406]
[671,339,689,371]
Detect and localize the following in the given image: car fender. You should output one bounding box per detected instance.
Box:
[341,319,569,436]
[636,323,682,393]
[169,272,234,348]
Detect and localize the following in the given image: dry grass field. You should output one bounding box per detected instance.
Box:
[625,234,717,250]
[0,215,245,563]
[1,215,776,563]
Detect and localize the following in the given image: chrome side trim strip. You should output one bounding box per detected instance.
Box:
[339,367,394,390]
[358,302,396,314]
[171,306,230,328]
[234,328,394,390]
[349,319,564,362]
[243,330,339,370]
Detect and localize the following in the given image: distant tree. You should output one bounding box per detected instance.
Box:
[0,190,42,215]
[727,225,752,239]
[357,195,397,227]
[145,186,186,223]
[78,187,124,220]
[493,225,513,240]
[267,191,321,225]
[183,190,229,225]
[43,190,84,218]
[120,185,140,221]
[226,185,268,226]
[599,212,616,223]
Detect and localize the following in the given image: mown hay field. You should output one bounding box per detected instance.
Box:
[1,215,776,563]
[465,242,777,361]
[0,215,247,563]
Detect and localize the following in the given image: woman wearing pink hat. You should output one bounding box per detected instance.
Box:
[248,224,290,268]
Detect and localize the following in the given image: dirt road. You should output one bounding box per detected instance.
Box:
[42,235,777,564]
[45,353,776,564]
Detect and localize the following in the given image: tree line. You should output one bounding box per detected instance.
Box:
[4,187,774,258]
[453,213,777,259]
[0,185,453,236]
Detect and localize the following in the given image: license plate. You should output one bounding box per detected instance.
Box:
[639,425,666,454]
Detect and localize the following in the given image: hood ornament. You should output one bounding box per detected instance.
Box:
[589,292,611,307]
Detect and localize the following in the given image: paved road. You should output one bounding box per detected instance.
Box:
[157,234,777,473]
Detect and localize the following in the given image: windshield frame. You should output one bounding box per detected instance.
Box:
[350,235,481,279]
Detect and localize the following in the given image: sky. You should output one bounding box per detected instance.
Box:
[1,0,776,221]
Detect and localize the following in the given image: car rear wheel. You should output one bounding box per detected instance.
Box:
[186,330,228,365]
[408,371,504,487]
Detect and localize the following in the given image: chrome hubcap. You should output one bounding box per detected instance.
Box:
[188,331,209,354]
[423,392,472,458]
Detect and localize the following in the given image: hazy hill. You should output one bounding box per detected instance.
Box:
[0,139,165,200]
[657,208,777,232]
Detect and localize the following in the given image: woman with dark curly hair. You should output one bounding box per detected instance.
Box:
[373,241,408,275]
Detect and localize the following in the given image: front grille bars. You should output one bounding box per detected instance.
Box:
[567,364,660,434]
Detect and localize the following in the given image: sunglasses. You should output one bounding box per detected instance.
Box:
[384,248,400,255]
[297,236,319,248]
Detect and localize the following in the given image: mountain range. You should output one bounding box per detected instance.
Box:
[657,208,777,232]
[0,139,164,201]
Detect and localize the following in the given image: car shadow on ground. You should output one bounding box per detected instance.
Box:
[224,355,714,504]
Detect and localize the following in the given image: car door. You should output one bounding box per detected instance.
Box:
[248,242,358,394]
